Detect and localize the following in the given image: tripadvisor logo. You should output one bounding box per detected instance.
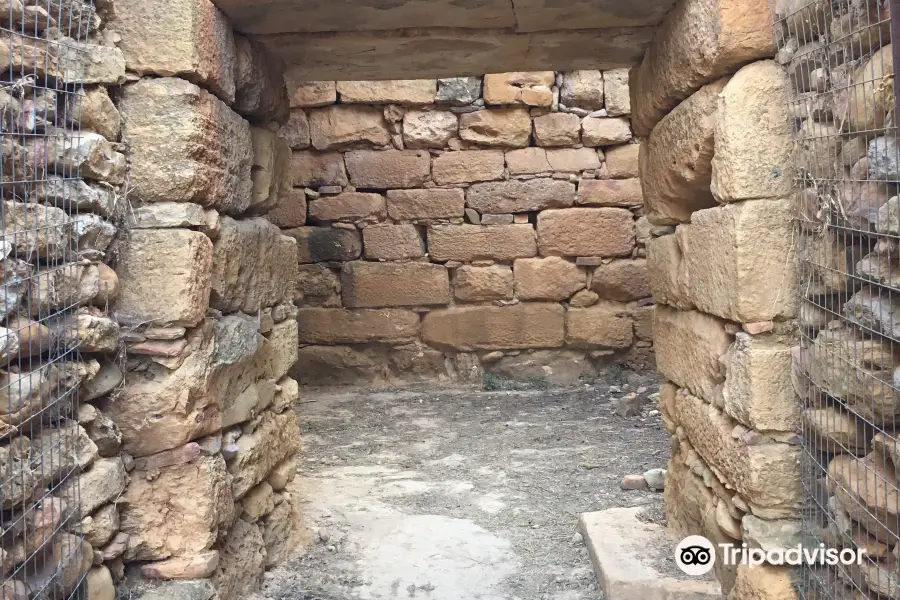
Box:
[675,536,867,576]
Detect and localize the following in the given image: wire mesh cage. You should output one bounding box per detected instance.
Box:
[775,0,900,597]
[0,1,95,598]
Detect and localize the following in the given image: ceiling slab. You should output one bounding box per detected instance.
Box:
[273,27,655,81]
[512,0,677,31]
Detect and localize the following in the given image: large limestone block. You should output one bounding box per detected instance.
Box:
[345,149,431,188]
[210,217,299,313]
[297,308,420,344]
[711,61,794,203]
[428,224,537,262]
[233,35,289,125]
[387,189,465,221]
[229,410,302,498]
[431,150,504,185]
[261,494,306,568]
[404,110,459,150]
[341,262,451,308]
[629,0,775,136]
[308,192,385,223]
[423,304,565,351]
[679,199,798,323]
[291,151,347,187]
[483,72,554,106]
[121,455,234,561]
[566,303,634,349]
[590,259,650,301]
[724,334,799,433]
[308,105,391,150]
[285,226,361,263]
[654,306,731,402]
[459,109,531,148]
[453,265,514,302]
[513,257,586,301]
[119,78,252,214]
[109,0,236,103]
[537,208,634,257]
[641,79,727,225]
[362,224,425,260]
[672,388,802,512]
[214,519,266,600]
[560,70,604,110]
[466,179,576,214]
[336,80,436,104]
[112,229,213,328]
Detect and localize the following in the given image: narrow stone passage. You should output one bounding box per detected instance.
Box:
[260,379,668,600]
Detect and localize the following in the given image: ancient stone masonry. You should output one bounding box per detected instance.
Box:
[267,71,655,387]
[636,0,802,597]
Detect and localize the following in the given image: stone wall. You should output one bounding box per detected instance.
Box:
[270,72,655,387]
[634,0,803,597]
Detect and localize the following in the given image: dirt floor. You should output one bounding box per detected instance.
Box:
[259,372,670,600]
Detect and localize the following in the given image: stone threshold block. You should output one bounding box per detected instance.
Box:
[579,507,721,600]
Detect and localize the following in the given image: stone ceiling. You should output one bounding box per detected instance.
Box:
[210,0,676,80]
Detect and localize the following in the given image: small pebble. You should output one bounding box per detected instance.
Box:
[572,532,583,545]
[608,385,621,394]
[648,410,660,417]
[620,474,648,490]
[318,528,331,543]
[326,545,336,552]
[636,386,648,395]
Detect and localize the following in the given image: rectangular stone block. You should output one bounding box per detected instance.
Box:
[308,192,385,222]
[578,178,642,207]
[342,262,450,308]
[110,0,236,103]
[362,224,425,260]
[647,232,693,310]
[505,148,552,175]
[308,105,391,150]
[566,303,634,349]
[296,308,420,344]
[641,79,727,225]
[459,109,531,148]
[546,148,602,172]
[629,0,774,136]
[671,387,801,512]
[604,69,631,117]
[265,187,308,229]
[345,149,431,188]
[680,199,798,322]
[453,265,514,302]
[724,333,799,433]
[581,116,632,147]
[291,151,347,187]
[514,257,586,301]
[118,78,252,214]
[537,208,634,258]
[484,72,554,105]
[423,304,565,351]
[386,188,466,221]
[285,226,361,263]
[428,224,537,262]
[112,229,213,328]
[266,319,300,382]
[285,76,336,108]
[467,178,575,214]
[603,143,640,179]
[233,36,290,125]
[591,259,650,301]
[533,113,582,147]
[432,150,504,185]
[336,80,436,104]
[210,217,299,313]
[654,305,731,402]
[711,61,794,203]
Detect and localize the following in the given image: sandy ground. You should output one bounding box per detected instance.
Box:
[260,375,669,600]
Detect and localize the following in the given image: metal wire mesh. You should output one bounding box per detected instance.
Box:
[0,1,92,598]
[775,0,900,597]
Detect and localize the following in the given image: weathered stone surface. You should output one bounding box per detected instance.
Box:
[210,217,298,313]
[847,44,894,133]
[545,148,601,172]
[266,319,299,382]
[514,257,585,301]
[829,452,900,542]
[286,78,336,108]
[337,80,436,104]
[436,77,483,105]
[33,177,116,218]
[453,265,514,301]
[292,345,387,386]
[112,229,213,328]
[86,566,115,600]
[61,457,125,517]
[844,287,900,340]
[261,493,306,567]
[342,262,450,308]
[110,0,236,103]
[654,306,731,401]
[291,151,347,187]
[265,187,308,228]
[591,259,650,301]
[581,116,632,147]
[566,302,634,349]
[119,78,252,213]
[295,264,340,306]
[309,105,391,150]
[533,113,581,147]
[297,308,420,344]
[308,192,385,223]
[560,70,604,110]
[127,203,207,229]
[679,199,798,322]
[285,226,361,263]
[141,552,220,581]
[724,333,798,433]
[537,208,634,257]
[578,178,642,207]
[121,455,233,560]
[428,224,537,262]
[712,61,794,203]
[483,72,553,106]
[603,68,631,117]
[1,201,70,261]
[629,0,775,136]
[280,111,311,150]
[403,110,458,149]
[459,109,531,148]
[432,150,504,185]
[803,407,872,455]
[362,224,425,260]
[233,35,289,124]
[248,129,286,214]
[505,147,552,174]
[603,143,640,178]
[727,564,798,600]
[641,79,727,224]
[387,188,465,221]
[72,87,121,141]
[488,349,594,383]
[214,519,266,600]
[424,304,565,351]
[229,410,301,498]
[466,179,575,214]
[79,504,119,548]
[345,149,431,188]
[672,388,801,512]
